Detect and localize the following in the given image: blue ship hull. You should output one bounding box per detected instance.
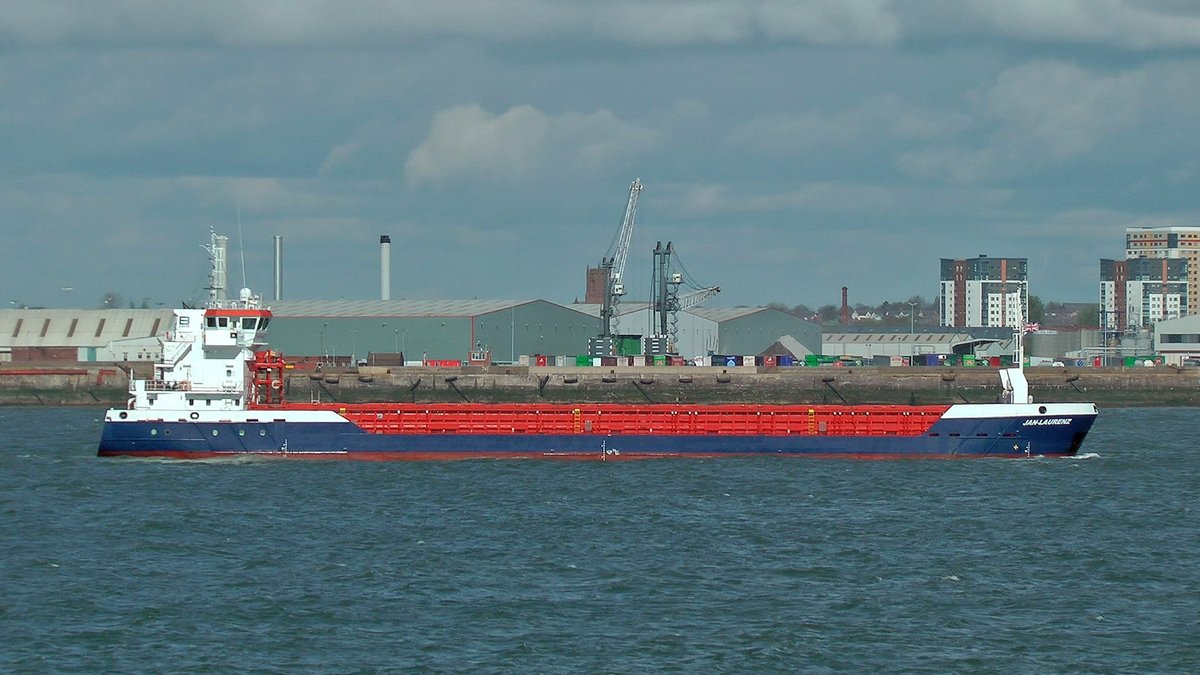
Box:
[98,406,1096,460]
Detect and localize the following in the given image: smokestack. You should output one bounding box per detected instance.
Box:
[273,235,283,301]
[380,235,391,301]
[841,286,850,326]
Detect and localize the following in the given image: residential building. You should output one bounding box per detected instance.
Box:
[1124,226,1200,316]
[939,256,1028,328]
[1100,258,1188,333]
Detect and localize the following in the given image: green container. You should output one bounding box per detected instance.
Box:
[652,354,668,366]
[575,355,591,367]
[617,337,642,357]
[962,354,976,366]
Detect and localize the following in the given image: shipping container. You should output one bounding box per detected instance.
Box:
[617,336,643,357]
[575,355,592,367]
[777,355,796,367]
[653,354,668,366]
[762,355,777,367]
[534,355,548,367]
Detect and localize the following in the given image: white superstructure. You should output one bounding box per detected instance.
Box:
[127,287,270,413]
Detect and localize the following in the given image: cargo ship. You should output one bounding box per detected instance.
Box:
[97,279,1097,460]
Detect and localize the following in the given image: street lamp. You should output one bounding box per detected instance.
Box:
[908,302,917,334]
[320,323,327,365]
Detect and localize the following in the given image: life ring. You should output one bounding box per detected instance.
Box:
[189,412,199,420]
[270,380,282,390]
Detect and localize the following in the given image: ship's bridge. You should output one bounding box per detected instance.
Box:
[202,308,272,347]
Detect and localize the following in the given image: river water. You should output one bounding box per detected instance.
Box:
[1,406,1197,672]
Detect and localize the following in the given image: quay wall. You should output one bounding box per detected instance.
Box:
[4,363,1197,406]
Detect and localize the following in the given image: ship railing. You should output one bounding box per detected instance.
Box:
[140,379,242,394]
[143,379,192,392]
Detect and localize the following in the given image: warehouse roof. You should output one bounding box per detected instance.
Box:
[268,299,595,318]
[824,332,968,345]
[0,309,173,347]
[689,306,779,322]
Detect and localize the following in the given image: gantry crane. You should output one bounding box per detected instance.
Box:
[591,179,643,355]
[648,241,720,354]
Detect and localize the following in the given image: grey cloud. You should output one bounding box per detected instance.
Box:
[403,104,660,185]
[931,0,1200,50]
[0,1,901,48]
[6,1,1200,51]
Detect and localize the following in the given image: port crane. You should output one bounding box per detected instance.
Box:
[648,241,720,354]
[591,178,643,354]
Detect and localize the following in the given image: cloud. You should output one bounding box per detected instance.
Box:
[0,1,905,49]
[759,0,901,46]
[7,1,1200,51]
[728,94,972,156]
[923,0,1200,51]
[897,59,1166,183]
[979,61,1145,159]
[403,104,658,185]
[671,180,1012,219]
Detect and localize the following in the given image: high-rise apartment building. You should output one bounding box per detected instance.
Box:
[1100,257,1188,332]
[939,256,1028,328]
[1123,226,1200,316]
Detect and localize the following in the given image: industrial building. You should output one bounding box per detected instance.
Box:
[0,301,822,367]
[264,299,599,365]
[939,256,1029,329]
[1153,315,1200,365]
[0,309,172,363]
[823,331,989,361]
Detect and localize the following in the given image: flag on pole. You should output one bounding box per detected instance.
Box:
[1022,322,1040,333]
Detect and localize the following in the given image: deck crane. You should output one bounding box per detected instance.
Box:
[648,241,720,354]
[591,178,643,355]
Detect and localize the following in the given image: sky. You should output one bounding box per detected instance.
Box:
[3,0,1200,311]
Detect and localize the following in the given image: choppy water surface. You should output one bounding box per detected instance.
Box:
[1,407,1197,672]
